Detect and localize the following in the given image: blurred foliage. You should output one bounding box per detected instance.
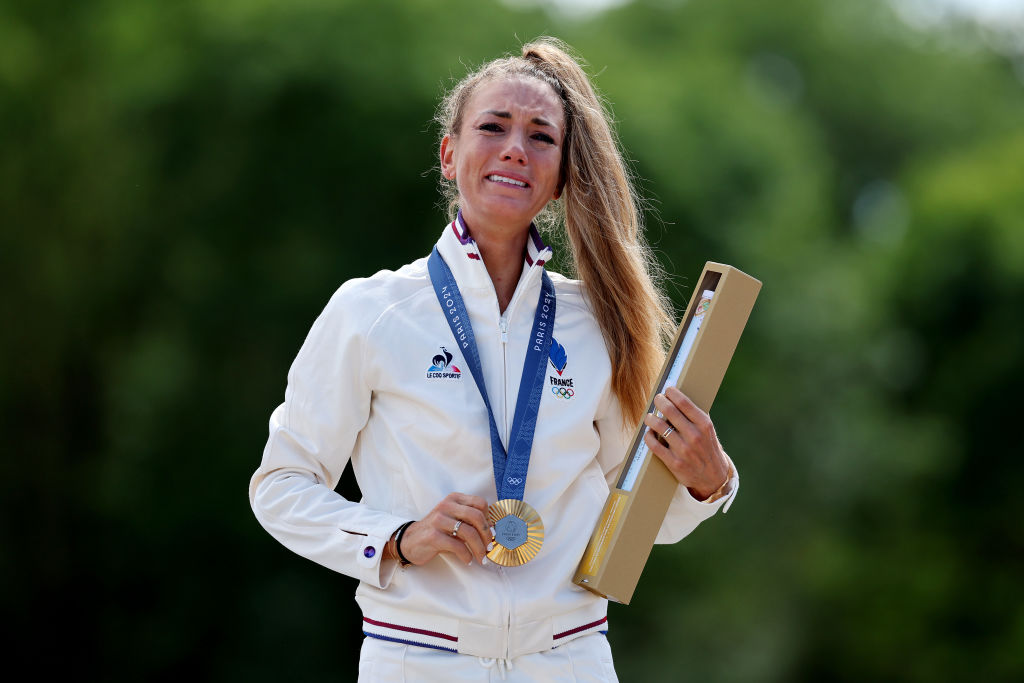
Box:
[2,0,1022,680]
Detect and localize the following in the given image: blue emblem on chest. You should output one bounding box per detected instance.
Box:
[548,337,567,375]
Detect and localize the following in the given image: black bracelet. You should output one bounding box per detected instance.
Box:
[394,520,415,567]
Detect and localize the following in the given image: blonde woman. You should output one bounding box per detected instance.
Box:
[250,38,737,682]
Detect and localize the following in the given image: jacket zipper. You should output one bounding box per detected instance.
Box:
[499,316,509,444]
[501,566,514,659]
[497,267,538,443]
[494,265,541,658]
[497,315,513,658]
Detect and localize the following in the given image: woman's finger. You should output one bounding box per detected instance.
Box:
[643,410,722,490]
[454,505,492,560]
[643,411,673,443]
[643,428,684,476]
[448,492,489,514]
[437,533,474,565]
[438,493,493,561]
[453,520,488,563]
[665,387,715,436]
[650,396,701,446]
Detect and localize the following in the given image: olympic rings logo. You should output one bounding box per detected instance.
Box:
[551,386,575,399]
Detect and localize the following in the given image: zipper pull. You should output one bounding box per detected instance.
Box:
[499,319,509,343]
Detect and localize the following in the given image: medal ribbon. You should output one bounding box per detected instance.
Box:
[428,247,555,501]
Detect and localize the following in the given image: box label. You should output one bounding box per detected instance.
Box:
[580,491,628,576]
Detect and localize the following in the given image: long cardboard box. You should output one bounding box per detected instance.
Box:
[573,261,761,604]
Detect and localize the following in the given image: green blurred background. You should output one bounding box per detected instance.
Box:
[3,0,1022,680]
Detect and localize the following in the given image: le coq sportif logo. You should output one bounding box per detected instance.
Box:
[426,346,462,380]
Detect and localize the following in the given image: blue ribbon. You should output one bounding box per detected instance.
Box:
[428,247,555,501]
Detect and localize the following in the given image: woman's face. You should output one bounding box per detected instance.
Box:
[441,77,564,235]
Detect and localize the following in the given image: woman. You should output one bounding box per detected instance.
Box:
[250,38,737,681]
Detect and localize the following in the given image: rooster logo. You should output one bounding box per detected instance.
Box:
[427,346,460,373]
[430,346,453,371]
[548,338,567,375]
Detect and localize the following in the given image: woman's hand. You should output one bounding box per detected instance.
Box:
[643,386,731,500]
[388,492,493,566]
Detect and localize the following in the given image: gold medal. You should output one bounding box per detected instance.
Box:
[485,499,544,566]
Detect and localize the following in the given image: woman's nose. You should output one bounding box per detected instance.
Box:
[500,134,527,164]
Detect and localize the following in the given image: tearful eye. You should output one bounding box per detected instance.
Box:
[532,132,556,144]
[479,123,503,132]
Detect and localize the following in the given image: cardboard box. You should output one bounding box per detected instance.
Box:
[573,261,761,604]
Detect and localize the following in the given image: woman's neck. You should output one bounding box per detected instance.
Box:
[475,229,528,313]
[461,212,530,313]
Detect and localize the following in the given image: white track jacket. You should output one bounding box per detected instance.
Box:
[249,217,738,660]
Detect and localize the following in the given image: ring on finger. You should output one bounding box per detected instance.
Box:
[661,426,675,439]
[451,520,462,537]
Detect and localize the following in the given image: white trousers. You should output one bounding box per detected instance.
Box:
[358,633,620,682]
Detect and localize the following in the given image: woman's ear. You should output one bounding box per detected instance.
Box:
[440,134,456,180]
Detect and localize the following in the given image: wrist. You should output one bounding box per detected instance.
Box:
[690,463,734,503]
[388,520,415,567]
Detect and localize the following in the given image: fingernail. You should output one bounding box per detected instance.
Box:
[487,541,495,552]
[482,557,490,566]
[490,526,496,538]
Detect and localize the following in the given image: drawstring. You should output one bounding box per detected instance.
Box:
[478,656,515,680]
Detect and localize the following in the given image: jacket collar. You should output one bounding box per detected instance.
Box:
[436,211,554,301]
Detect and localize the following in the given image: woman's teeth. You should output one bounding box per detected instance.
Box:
[487,175,527,187]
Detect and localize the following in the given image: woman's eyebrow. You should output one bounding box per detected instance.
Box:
[482,110,556,128]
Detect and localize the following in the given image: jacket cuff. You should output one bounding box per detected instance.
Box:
[654,456,740,545]
[351,519,408,589]
[678,454,739,514]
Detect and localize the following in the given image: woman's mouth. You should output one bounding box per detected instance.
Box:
[486,174,529,188]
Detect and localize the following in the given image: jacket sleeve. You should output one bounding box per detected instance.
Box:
[249,282,408,588]
[653,452,738,544]
[593,390,739,546]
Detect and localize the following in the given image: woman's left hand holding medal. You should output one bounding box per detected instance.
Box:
[643,386,733,502]
[384,493,495,567]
